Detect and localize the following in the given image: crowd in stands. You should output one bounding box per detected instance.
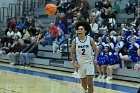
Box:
[0,0,140,80]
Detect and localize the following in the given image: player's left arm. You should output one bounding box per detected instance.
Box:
[90,38,98,61]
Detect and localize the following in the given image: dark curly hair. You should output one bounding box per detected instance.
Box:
[75,21,91,35]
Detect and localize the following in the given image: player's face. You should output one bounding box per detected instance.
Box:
[77,26,86,36]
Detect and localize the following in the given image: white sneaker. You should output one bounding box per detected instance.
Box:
[110,76,113,80]
[72,71,78,76]
[101,75,106,79]
[106,76,111,80]
[97,74,102,79]
[106,76,113,80]
[57,49,60,53]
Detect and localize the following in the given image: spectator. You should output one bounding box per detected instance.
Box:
[22,28,30,44]
[125,0,135,15]
[95,0,103,10]
[106,46,122,80]
[116,36,124,53]
[121,36,139,68]
[1,28,14,47]
[34,16,44,30]
[90,19,99,34]
[8,39,21,65]
[6,18,16,31]
[97,45,112,79]
[46,23,58,45]
[53,30,65,53]
[20,37,38,66]
[14,27,22,39]
[39,27,50,46]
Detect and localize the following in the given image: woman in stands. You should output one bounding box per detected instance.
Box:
[97,44,111,79]
[121,36,139,68]
[52,29,64,53]
[106,46,122,80]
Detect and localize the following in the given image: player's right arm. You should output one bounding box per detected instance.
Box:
[71,39,79,69]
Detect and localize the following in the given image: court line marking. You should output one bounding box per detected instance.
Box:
[0,65,138,93]
[0,87,20,93]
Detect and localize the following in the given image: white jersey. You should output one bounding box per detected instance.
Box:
[76,36,93,64]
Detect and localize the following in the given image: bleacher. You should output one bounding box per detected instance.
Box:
[0,43,140,82]
[0,0,140,83]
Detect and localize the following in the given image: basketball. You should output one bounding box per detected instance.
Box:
[45,4,57,15]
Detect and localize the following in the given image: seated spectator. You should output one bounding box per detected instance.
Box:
[79,2,89,20]
[22,28,30,44]
[97,45,111,79]
[110,31,117,45]
[95,0,103,10]
[27,19,36,37]
[34,16,44,30]
[20,37,38,66]
[125,0,135,15]
[45,23,58,45]
[39,27,50,46]
[36,28,45,43]
[65,8,74,20]
[126,30,137,44]
[90,7,101,25]
[58,20,66,33]
[102,31,108,43]
[95,37,105,51]
[121,36,139,68]
[53,30,65,53]
[1,28,14,47]
[116,36,124,53]
[106,47,122,80]
[102,0,112,9]
[14,27,22,39]
[18,39,28,65]
[17,18,26,31]
[8,39,21,65]
[90,19,99,34]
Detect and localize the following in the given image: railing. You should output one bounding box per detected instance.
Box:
[59,39,70,60]
[0,0,46,23]
[9,3,17,19]
[0,7,9,23]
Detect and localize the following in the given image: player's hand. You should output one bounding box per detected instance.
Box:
[71,61,80,69]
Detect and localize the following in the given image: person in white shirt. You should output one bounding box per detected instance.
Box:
[1,28,14,47]
[90,19,99,34]
[71,21,98,93]
[14,27,22,39]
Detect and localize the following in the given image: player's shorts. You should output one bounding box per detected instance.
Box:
[78,62,95,79]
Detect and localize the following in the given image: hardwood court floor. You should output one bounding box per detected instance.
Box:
[0,63,139,93]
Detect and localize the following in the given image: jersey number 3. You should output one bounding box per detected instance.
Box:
[81,49,85,55]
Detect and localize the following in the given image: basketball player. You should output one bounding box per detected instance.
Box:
[71,21,98,93]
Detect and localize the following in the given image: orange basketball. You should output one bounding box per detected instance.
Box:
[45,4,57,15]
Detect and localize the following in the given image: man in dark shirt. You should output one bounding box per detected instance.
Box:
[20,37,38,66]
[8,39,21,65]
